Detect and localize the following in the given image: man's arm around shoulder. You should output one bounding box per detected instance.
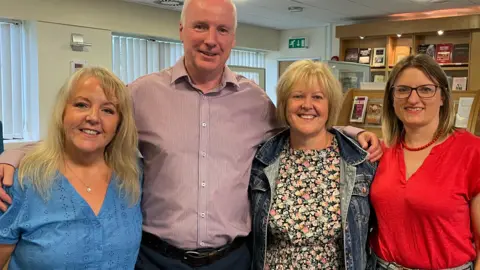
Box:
[0,142,38,211]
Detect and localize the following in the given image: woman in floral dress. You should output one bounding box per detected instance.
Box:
[249,59,378,270]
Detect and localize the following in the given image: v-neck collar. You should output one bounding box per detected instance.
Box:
[59,172,115,218]
[396,132,457,183]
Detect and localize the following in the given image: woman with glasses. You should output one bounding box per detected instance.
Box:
[368,54,480,269]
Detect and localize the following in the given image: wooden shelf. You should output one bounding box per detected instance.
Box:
[442,66,469,71]
[337,16,480,91]
[337,88,480,138]
[384,64,468,71]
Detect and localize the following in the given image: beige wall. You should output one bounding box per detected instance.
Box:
[0,0,281,142]
[0,0,280,51]
[265,26,329,104]
[36,22,112,139]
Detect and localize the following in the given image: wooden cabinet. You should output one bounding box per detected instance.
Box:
[336,15,480,91]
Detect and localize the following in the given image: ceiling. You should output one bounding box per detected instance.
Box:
[124,0,480,30]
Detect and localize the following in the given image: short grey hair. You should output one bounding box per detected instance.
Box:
[180,0,238,31]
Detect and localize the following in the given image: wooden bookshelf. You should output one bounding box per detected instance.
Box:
[336,15,480,91]
[337,88,480,138]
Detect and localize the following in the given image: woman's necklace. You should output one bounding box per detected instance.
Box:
[65,163,93,193]
[401,131,442,151]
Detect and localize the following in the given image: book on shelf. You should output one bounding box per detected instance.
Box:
[373,75,385,83]
[350,96,369,123]
[366,101,383,125]
[372,48,386,67]
[447,76,453,90]
[455,97,474,128]
[417,44,436,59]
[394,46,411,64]
[435,43,453,64]
[452,77,468,91]
[452,44,469,64]
[345,48,359,62]
[358,48,372,65]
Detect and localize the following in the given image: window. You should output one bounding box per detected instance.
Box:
[0,21,25,140]
[112,35,266,85]
[112,36,183,84]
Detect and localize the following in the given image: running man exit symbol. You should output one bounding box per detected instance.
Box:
[288,37,307,49]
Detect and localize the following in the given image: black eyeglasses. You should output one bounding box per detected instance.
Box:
[391,84,439,99]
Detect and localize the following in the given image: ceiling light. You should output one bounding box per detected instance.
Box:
[288,6,304,12]
[397,33,402,37]
[410,0,448,2]
[437,30,444,35]
[153,0,184,7]
[359,36,365,39]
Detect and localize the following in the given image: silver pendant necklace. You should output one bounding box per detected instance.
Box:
[65,163,93,193]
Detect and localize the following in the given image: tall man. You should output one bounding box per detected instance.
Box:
[0,0,382,269]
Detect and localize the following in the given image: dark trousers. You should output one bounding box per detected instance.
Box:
[135,241,252,270]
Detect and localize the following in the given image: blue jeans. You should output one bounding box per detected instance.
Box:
[367,251,474,270]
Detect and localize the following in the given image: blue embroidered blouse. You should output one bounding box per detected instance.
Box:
[0,171,142,270]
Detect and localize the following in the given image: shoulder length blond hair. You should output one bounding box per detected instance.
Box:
[276,59,343,129]
[18,67,140,205]
[382,54,456,147]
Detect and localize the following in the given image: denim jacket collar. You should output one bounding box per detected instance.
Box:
[255,127,368,167]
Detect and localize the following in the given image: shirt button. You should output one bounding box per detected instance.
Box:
[201,123,207,127]
[201,182,206,187]
[200,213,205,218]
[201,151,206,157]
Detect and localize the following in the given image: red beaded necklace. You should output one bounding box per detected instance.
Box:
[401,131,442,151]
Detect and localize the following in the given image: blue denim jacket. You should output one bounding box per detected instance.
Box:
[249,128,377,270]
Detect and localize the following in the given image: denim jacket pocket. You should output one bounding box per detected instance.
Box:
[250,176,269,192]
[351,174,372,225]
[352,174,371,197]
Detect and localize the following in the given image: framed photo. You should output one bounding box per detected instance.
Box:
[70,60,87,75]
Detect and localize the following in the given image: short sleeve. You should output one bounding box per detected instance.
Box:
[468,141,480,199]
[334,126,365,139]
[0,171,26,244]
[469,162,480,199]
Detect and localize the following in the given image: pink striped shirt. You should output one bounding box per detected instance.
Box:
[130,58,281,249]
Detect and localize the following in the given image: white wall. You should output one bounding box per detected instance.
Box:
[0,0,280,51]
[0,0,281,144]
[265,26,329,104]
[36,22,113,139]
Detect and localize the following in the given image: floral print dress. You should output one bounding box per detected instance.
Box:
[265,138,344,270]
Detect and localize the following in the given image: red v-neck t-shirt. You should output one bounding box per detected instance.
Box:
[370,130,480,269]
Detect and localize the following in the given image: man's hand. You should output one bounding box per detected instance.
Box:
[0,164,14,212]
[357,131,383,162]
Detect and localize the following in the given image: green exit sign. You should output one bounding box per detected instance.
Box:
[289,37,308,49]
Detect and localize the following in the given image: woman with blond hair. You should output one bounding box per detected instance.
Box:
[249,59,377,270]
[368,54,480,269]
[0,67,142,269]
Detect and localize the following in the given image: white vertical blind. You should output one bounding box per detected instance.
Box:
[227,49,265,68]
[236,71,260,85]
[0,22,24,140]
[112,35,266,85]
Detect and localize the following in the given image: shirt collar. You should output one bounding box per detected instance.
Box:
[170,57,240,90]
